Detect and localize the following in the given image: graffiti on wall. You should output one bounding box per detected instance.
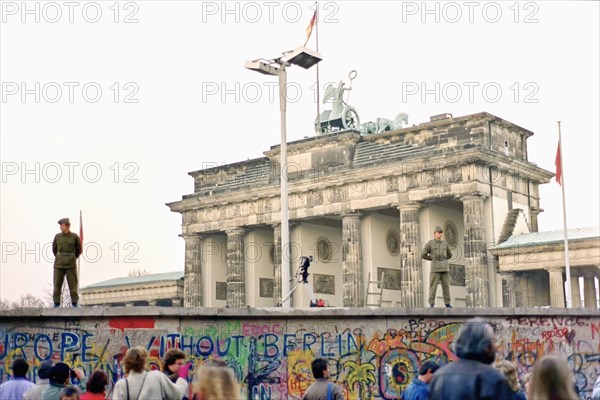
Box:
[1,315,599,399]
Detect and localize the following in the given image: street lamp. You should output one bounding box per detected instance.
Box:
[245,46,322,308]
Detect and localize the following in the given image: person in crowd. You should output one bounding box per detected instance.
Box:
[495,360,527,400]
[429,318,513,400]
[162,349,188,383]
[80,370,109,400]
[301,358,344,400]
[520,372,531,396]
[59,387,80,400]
[112,347,189,400]
[403,361,440,400]
[592,374,600,400]
[42,363,86,400]
[43,363,76,400]
[0,357,36,399]
[527,354,578,400]
[23,360,54,400]
[193,362,242,400]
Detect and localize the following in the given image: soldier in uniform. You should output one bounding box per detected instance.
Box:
[52,218,82,307]
[422,226,453,308]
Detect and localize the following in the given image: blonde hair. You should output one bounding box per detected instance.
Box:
[495,360,520,392]
[528,354,578,400]
[193,364,242,400]
[123,347,148,374]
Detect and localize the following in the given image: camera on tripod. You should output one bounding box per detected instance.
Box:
[279,255,326,307]
[299,255,313,283]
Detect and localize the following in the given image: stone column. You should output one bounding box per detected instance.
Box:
[570,274,582,308]
[398,202,423,308]
[500,272,516,308]
[342,212,364,307]
[226,228,246,308]
[529,207,541,232]
[272,224,282,306]
[546,267,565,308]
[461,195,489,308]
[183,234,203,308]
[583,273,598,309]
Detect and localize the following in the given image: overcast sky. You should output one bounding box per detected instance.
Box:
[1,1,598,303]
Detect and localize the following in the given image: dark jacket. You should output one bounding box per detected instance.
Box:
[513,389,527,400]
[429,359,513,400]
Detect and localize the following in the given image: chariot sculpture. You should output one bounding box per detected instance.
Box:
[314,70,409,135]
[315,70,360,134]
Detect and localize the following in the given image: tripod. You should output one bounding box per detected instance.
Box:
[279,256,325,307]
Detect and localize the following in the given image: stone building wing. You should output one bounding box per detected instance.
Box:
[490,226,600,308]
[81,272,184,307]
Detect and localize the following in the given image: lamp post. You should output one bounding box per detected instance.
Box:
[245,46,322,307]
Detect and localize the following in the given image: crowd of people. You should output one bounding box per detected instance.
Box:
[403,317,599,400]
[1,318,599,400]
[0,348,242,400]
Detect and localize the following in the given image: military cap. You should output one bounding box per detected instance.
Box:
[57,218,70,225]
[434,226,443,233]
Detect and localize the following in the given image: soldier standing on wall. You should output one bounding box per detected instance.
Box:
[422,226,453,308]
[52,218,82,307]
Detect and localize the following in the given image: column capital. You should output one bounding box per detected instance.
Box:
[341,210,362,219]
[529,206,543,215]
[396,201,422,212]
[460,193,488,202]
[546,267,564,273]
[499,271,516,276]
[225,228,246,236]
[181,232,204,240]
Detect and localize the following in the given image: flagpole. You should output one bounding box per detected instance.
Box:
[315,1,320,134]
[78,209,82,299]
[558,121,573,308]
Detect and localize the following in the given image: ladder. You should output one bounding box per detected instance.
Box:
[365,271,385,307]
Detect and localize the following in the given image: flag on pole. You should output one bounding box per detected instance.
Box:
[304,10,317,46]
[79,210,84,244]
[555,141,562,185]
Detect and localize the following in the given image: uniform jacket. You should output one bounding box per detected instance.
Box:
[429,359,513,400]
[421,239,452,272]
[53,232,82,268]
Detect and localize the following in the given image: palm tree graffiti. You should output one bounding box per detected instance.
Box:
[345,361,376,399]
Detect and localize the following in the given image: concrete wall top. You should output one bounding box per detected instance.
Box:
[1,307,598,319]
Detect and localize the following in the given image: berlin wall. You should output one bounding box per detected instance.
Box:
[1,308,599,399]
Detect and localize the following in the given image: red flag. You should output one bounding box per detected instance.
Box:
[79,211,84,244]
[555,141,562,185]
[304,10,316,46]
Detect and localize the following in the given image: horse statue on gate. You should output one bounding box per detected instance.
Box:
[360,113,409,134]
